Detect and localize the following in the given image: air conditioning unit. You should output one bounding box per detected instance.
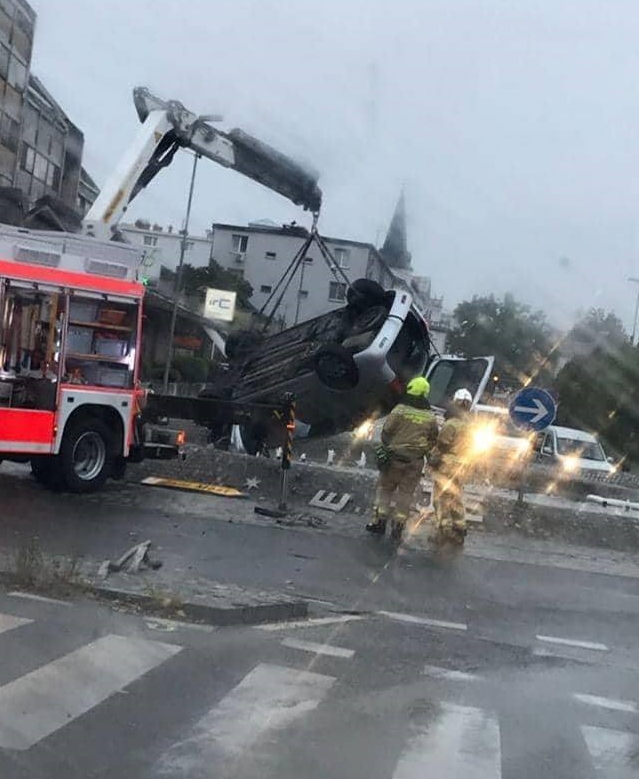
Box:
[232,251,245,264]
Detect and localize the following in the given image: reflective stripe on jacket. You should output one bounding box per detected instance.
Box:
[381,403,439,462]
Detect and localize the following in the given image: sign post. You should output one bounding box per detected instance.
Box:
[509,387,557,504]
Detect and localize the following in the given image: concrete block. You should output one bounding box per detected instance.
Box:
[309,490,352,512]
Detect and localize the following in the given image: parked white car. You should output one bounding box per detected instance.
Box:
[537,425,615,474]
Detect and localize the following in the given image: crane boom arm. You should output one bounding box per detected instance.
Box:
[83,88,322,241]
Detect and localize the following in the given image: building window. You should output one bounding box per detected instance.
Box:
[19,142,33,172]
[333,247,350,269]
[260,284,272,293]
[143,235,158,247]
[0,43,9,78]
[228,268,244,278]
[328,281,347,302]
[0,6,12,45]
[0,112,19,151]
[232,234,249,253]
[7,54,26,91]
[265,251,277,260]
[299,290,309,299]
[33,151,47,181]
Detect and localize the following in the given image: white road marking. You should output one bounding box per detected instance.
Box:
[0,634,181,750]
[281,637,355,658]
[536,634,609,652]
[393,701,501,778]
[144,617,215,634]
[156,663,334,775]
[0,613,32,634]
[8,591,72,607]
[422,664,482,682]
[379,610,468,632]
[256,614,364,631]
[582,725,639,779]
[574,693,638,713]
[532,648,593,663]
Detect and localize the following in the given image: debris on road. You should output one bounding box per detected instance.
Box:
[141,476,246,498]
[98,541,162,578]
[309,490,352,512]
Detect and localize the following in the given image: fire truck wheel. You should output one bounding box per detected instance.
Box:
[60,418,113,493]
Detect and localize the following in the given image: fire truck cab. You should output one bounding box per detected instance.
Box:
[0,225,147,492]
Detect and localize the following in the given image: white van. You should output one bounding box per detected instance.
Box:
[538,425,615,474]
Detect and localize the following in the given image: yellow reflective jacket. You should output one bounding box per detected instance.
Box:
[381,402,439,462]
[432,413,471,466]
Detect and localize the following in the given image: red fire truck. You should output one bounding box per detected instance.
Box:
[0,228,151,491]
[0,88,322,492]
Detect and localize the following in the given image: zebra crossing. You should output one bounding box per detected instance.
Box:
[0,604,637,779]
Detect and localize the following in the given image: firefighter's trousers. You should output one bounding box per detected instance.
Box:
[432,457,468,543]
[374,458,423,527]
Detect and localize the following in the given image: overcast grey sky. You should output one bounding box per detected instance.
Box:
[30,0,639,329]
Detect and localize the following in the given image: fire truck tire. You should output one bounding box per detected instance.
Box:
[30,456,65,491]
[60,418,113,493]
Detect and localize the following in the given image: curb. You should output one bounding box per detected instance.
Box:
[92,584,308,627]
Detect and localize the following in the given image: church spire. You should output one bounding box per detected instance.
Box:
[380,189,411,269]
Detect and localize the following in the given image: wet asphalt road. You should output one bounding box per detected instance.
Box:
[1,463,639,777]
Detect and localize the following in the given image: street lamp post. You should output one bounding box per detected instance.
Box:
[162,153,200,393]
[629,277,639,346]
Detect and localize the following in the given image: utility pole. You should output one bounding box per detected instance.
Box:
[629,277,639,346]
[162,153,200,393]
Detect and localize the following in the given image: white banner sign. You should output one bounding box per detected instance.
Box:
[204,288,237,322]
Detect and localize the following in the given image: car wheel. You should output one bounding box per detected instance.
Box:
[314,344,359,390]
[346,278,386,309]
[60,417,113,493]
[349,305,388,335]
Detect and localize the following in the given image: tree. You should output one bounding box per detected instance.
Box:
[179,260,253,306]
[555,341,639,462]
[568,308,627,351]
[446,294,557,388]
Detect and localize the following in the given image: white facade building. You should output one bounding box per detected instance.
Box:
[120,221,213,280]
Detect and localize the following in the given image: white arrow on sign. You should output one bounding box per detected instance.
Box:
[514,397,549,425]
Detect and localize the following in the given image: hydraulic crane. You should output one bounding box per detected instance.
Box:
[83,87,322,242]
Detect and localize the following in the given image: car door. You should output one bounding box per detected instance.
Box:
[424,355,495,414]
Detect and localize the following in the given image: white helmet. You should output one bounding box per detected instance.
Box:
[453,388,472,405]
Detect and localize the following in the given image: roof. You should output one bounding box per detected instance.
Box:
[121,224,211,243]
[550,425,599,442]
[212,222,380,251]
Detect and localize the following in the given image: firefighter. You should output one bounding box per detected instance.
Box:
[430,387,473,546]
[366,376,439,540]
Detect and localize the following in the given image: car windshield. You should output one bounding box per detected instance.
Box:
[556,436,605,461]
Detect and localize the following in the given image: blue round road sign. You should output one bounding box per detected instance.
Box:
[509,387,557,432]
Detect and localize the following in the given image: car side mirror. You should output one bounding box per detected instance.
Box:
[607,456,615,464]
[542,446,553,456]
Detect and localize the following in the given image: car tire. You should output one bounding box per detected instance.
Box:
[346,279,385,309]
[59,417,113,493]
[349,305,388,335]
[314,344,359,390]
[31,456,65,490]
